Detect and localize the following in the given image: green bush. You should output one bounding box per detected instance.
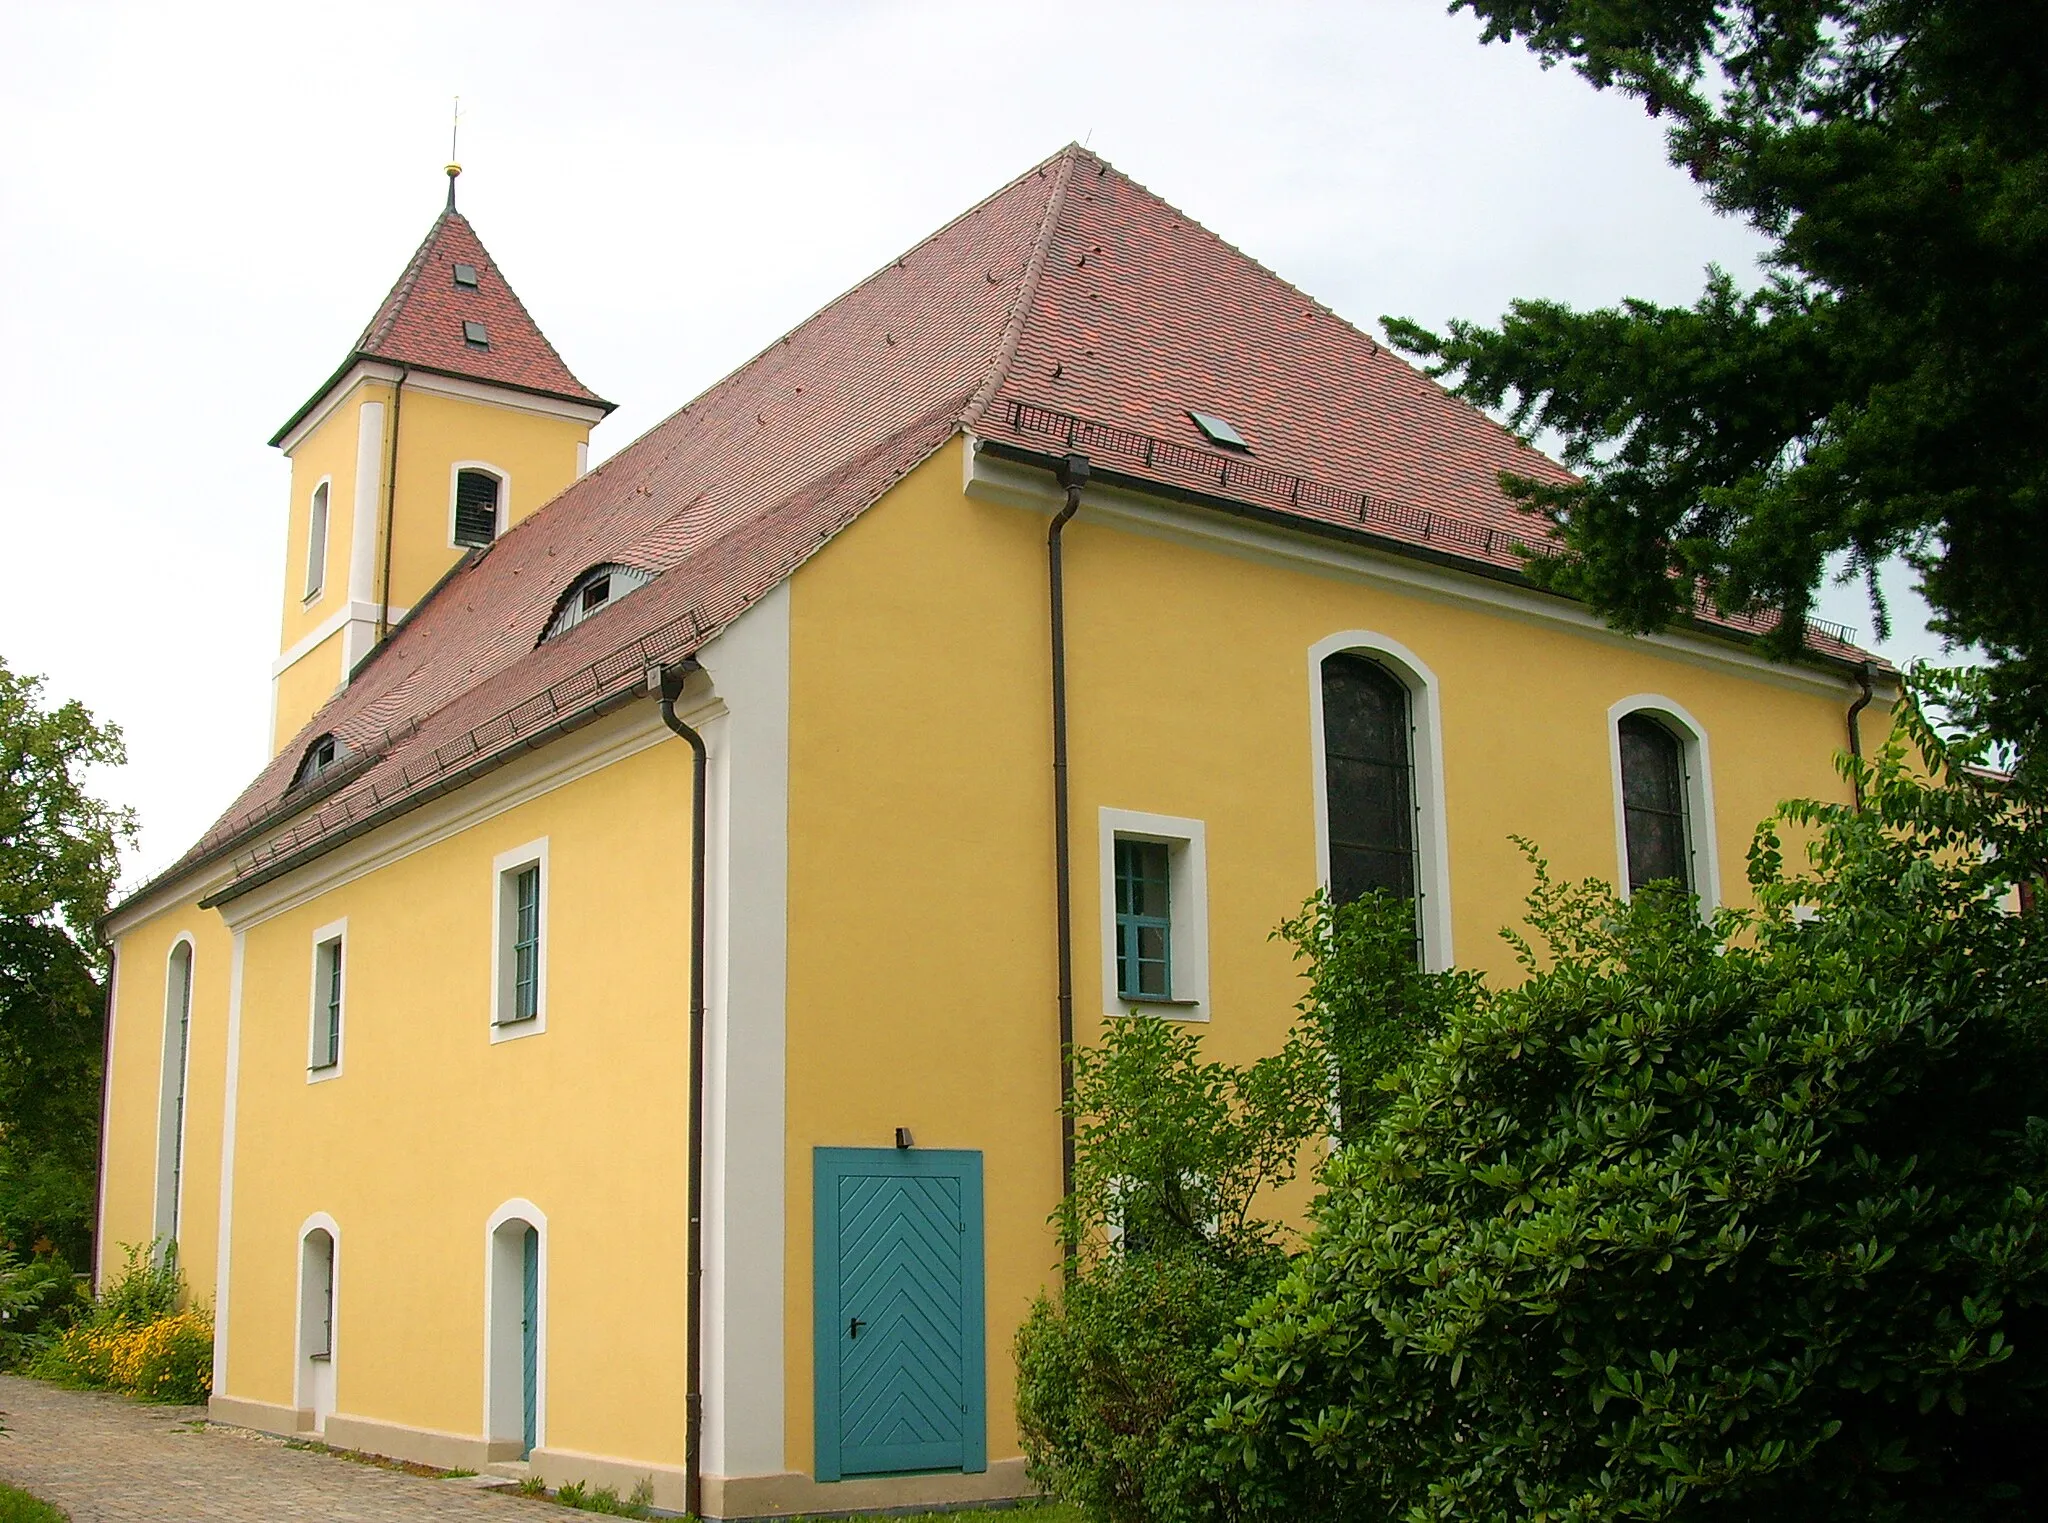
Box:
[1018,892,1459,1523]
[29,1240,211,1403]
[0,1250,87,1369]
[1206,705,2048,1520]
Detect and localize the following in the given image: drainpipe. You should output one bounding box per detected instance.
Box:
[1846,661,1875,812]
[377,366,410,642]
[652,660,709,1521]
[1048,452,1089,1271]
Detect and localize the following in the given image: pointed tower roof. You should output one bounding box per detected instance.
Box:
[131,144,1877,917]
[271,196,613,445]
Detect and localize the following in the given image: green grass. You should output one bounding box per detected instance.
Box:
[0,1482,68,1522]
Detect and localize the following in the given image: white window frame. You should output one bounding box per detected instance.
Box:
[1607,694,1721,910]
[448,461,510,549]
[1098,808,1209,1021]
[483,1198,548,1454]
[295,1212,340,1433]
[153,935,196,1251]
[1306,631,1455,970]
[491,838,549,1041]
[307,918,346,1082]
[304,476,332,602]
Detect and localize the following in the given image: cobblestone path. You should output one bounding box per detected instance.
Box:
[0,1375,566,1521]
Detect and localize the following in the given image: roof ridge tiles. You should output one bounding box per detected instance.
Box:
[961,144,1083,427]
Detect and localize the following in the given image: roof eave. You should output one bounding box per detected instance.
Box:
[268,350,616,449]
[976,437,1891,685]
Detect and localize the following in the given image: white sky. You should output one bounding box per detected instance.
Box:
[0,0,1950,888]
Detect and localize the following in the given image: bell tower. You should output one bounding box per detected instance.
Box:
[266,166,614,755]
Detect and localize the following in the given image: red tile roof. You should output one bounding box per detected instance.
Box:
[270,202,612,445]
[126,145,1878,913]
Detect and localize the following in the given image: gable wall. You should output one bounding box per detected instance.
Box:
[779,436,1879,1486]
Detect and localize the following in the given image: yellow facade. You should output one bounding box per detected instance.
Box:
[104,431,1884,1511]
[777,438,1873,1475]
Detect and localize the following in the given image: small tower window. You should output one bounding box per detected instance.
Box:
[304,481,330,599]
[454,470,503,548]
[463,320,489,348]
[542,564,655,643]
[453,262,479,288]
[292,733,345,790]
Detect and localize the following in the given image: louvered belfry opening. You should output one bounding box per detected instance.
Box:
[455,470,502,548]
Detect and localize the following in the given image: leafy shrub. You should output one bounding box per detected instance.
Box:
[30,1240,211,1404]
[1019,892,1459,1523]
[1206,707,2048,1521]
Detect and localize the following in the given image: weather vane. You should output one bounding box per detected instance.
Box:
[445,96,463,210]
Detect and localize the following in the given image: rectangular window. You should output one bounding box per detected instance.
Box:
[1113,839,1172,1000]
[304,481,329,599]
[493,840,548,1038]
[512,865,540,1021]
[1098,810,1210,1019]
[309,927,344,1075]
[455,469,502,548]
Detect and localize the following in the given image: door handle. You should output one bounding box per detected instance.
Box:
[848,1316,865,1340]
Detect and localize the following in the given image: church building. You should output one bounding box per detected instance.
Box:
[96,145,1892,1517]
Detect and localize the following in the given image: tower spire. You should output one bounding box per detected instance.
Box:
[445,96,462,211]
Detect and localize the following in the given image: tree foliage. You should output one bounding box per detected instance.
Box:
[0,657,134,1262]
[1385,0,2048,747]
[1206,700,2048,1521]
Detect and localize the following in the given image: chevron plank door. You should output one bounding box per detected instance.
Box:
[813,1148,986,1481]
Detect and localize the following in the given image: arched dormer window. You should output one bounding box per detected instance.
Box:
[541,564,653,644]
[453,468,505,549]
[292,733,346,791]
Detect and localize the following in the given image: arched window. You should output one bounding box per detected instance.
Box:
[454,468,504,548]
[153,940,194,1250]
[1618,714,1690,892]
[486,1203,546,1460]
[297,1218,338,1434]
[291,733,345,791]
[540,564,654,644]
[304,481,330,599]
[1608,697,1719,906]
[1320,653,1418,908]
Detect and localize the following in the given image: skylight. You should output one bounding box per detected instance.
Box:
[452,262,479,288]
[1188,410,1251,451]
[462,320,489,348]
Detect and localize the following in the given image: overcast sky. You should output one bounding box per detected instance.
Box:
[0,0,1950,887]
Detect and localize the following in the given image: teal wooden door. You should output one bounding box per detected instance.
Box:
[520,1226,538,1459]
[814,1148,985,1481]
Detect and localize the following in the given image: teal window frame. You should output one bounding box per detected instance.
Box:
[1113,838,1173,1001]
[312,938,342,1071]
[511,865,541,1022]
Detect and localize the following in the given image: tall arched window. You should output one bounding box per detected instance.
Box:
[1320,653,1418,908]
[1618,713,1691,892]
[154,940,194,1250]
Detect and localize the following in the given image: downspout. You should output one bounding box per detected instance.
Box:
[1048,452,1090,1272]
[652,660,709,1522]
[1846,660,1875,812]
[377,366,410,642]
